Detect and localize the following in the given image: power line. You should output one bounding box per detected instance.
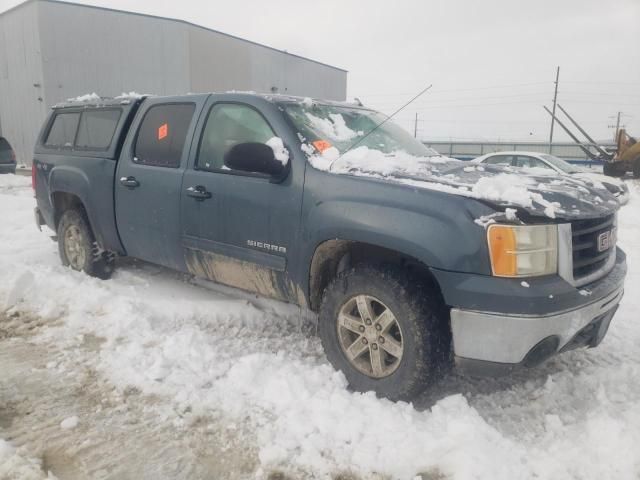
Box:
[549,66,560,145]
[356,81,551,97]
[365,91,551,104]
[364,92,640,109]
[563,80,640,86]
[371,99,640,111]
[395,118,607,124]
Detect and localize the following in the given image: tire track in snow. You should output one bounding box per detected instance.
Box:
[0,314,261,480]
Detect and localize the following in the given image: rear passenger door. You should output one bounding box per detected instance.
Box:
[115,96,206,270]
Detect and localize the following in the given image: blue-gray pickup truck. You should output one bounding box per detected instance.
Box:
[33,93,626,400]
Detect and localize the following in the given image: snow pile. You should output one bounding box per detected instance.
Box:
[1,175,640,479]
[266,137,289,165]
[305,112,362,141]
[472,174,562,218]
[60,416,79,430]
[67,92,100,102]
[308,146,453,176]
[0,173,33,195]
[307,146,614,219]
[0,439,57,479]
[115,91,145,99]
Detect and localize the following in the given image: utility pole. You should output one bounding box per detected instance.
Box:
[414,112,418,138]
[548,66,560,151]
[608,111,626,141]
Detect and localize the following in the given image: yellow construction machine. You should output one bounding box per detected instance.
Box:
[544,104,640,178]
[605,129,640,177]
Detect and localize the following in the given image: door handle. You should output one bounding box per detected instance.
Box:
[186,185,212,200]
[119,176,140,188]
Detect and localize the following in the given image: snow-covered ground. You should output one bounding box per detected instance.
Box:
[1,174,639,479]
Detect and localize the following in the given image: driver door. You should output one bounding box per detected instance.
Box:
[181,97,303,302]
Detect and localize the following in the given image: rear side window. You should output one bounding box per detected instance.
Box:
[75,109,122,150]
[134,104,195,168]
[45,112,80,148]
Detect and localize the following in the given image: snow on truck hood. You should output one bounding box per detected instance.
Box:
[308,146,620,220]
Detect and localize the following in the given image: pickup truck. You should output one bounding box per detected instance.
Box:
[33,93,626,401]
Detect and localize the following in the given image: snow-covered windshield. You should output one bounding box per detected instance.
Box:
[282,102,436,157]
[540,154,583,174]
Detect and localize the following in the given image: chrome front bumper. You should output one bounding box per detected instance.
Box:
[451,285,624,365]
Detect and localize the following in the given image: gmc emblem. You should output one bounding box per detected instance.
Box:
[597,229,615,252]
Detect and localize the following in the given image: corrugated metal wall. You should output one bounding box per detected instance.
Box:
[38,1,191,105]
[0,0,347,165]
[0,1,47,165]
[188,27,347,99]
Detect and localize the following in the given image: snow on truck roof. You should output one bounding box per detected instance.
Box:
[53,92,367,110]
[53,92,148,109]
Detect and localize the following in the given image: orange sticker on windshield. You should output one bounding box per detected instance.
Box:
[312,139,332,153]
[158,123,168,140]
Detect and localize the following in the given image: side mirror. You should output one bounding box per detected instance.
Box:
[223,142,285,177]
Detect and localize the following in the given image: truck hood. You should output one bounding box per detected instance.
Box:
[308,147,620,220]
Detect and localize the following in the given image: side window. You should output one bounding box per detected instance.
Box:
[197,103,275,172]
[45,112,80,148]
[516,156,551,169]
[484,155,513,166]
[134,103,195,168]
[75,109,122,150]
[531,157,553,169]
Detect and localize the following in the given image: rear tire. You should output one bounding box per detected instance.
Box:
[318,265,450,401]
[57,209,114,280]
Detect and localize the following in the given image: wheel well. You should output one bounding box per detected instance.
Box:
[308,239,445,312]
[52,192,85,229]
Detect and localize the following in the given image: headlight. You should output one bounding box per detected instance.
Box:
[487,224,558,277]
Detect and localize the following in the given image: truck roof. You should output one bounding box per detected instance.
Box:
[53,92,369,111]
[53,94,147,109]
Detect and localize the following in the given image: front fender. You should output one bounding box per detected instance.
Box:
[304,197,490,273]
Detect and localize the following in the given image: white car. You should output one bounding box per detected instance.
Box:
[472,151,629,205]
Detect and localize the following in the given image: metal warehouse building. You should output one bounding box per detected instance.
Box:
[0,0,347,165]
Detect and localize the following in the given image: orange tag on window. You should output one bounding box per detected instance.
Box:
[158,123,168,140]
[312,139,332,153]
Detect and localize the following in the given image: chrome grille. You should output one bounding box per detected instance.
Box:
[571,214,616,282]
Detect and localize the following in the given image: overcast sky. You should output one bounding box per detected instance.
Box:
[1,0,638,142]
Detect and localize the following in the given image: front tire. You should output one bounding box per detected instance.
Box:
[57,209,114,280]
[318,265,450,401]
